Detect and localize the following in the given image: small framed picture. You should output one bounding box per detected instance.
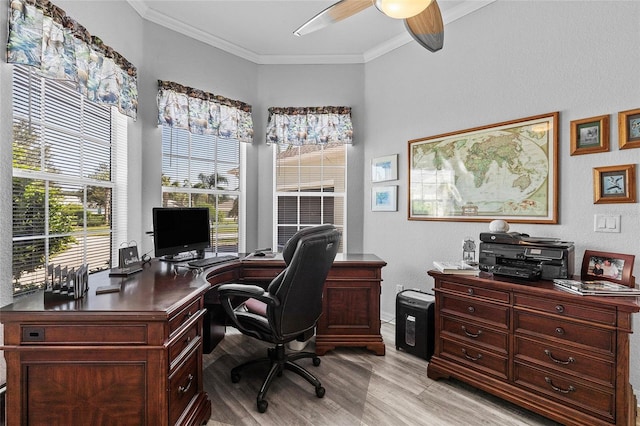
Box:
[371,185,397,211]
[593,164,636,204]
[371,154,398,183]
[581,250,635,287]
[618,107,640,150]
[570,114,609,155]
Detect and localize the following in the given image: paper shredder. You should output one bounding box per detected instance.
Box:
[395,290,435,360]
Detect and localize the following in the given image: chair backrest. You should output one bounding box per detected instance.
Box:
[267,225,341,341]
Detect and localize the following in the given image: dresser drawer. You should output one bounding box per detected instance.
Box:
[441,315,508,354]
[514,362,614,423]
[440,280,510,303]
[441,338,508,380]
[514,294,616,326]
[514,336,615,387]
[169,348,200,425]
[441,294,509,329]
[515,311,615,354]
[169,298,201,337]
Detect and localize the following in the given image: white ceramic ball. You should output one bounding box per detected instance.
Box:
[489,219,510,233]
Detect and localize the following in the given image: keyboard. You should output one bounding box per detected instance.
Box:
[187,255,239,268]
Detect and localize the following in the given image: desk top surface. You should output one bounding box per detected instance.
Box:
[0,253,385,318]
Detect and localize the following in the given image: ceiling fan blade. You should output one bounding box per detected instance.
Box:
[404,0,444,52]
[294,0,372,36]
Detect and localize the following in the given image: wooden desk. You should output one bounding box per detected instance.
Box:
[203,253,387,356]
[0,253,385,425]
[1,260,212,426]
[427,271,639,426]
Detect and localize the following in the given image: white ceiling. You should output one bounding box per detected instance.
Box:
[126,0,495,64]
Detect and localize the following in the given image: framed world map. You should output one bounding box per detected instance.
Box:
[408,112,559,223]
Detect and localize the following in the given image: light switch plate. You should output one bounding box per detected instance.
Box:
[594,214,621,233]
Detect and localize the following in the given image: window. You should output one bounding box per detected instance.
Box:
[274,143,346,251]
[11,65,127,296]
[161,126,242,254]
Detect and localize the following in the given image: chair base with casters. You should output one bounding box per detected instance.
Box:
[231,342,325,413]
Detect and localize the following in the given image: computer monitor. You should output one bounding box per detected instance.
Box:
[152,207,211,261]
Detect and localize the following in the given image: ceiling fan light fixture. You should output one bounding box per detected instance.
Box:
[374,0,432,19]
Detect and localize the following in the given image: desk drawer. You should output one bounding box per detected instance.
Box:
[515,311,615,354]
[514,336,614,387]
[169,320,200,365]
[169,347,200,425]
[514,362,614,423]
[169,298,201,337]
[514,294,616,326]
[441,294,509,329]
[20,324,147,345]
[441,315,508,354]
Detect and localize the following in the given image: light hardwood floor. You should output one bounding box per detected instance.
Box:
[203,322,638,426]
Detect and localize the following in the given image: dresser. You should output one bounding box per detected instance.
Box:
[1,260,212,426]
[427,271,639,426]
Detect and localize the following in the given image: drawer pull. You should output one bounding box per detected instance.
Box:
[461,325,482,338]
[178,374,194,395]
[555,304,564,313]
[467,288,474,296]
[461,348,482,361]
[555,327,565,335]
[545,377,575,394]
[544,349,575,365]
[185,336,192,344]
[467,306,475,313]
[184,311,193,320]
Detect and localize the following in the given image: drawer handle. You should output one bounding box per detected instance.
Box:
[555,327,565,336]
[461,325,482,338]
[545,377,575,394]
[184,311,193,320]
[544,349,575,365]
[467,288,474,295]
[178,374,194,395]
[467,306,475,313]
[555,304,564,313]
[461,348,482,361]
[185,335,192,344]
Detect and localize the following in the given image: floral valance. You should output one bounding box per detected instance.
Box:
[7,0,138,119]
[266,106,353,145]
[157,80,254,143]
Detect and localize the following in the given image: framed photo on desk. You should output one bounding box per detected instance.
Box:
[581,250,635,287]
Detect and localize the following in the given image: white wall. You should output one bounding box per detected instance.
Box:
[362,0,640,387]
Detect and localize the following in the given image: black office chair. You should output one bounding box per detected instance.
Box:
[217,224,341,413]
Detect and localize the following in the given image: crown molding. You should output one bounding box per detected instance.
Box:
[126,0,496,65]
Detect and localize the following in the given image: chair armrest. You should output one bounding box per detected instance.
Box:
[218,283,280,308]
[217,283,264,298]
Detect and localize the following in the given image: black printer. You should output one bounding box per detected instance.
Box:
[478,232,574,281]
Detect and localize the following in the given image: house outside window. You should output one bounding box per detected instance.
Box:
[273,142,346,252]
[11,65,127,296]
[161,126,242,254]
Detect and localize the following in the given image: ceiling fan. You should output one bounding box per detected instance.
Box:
[294,0,444,52]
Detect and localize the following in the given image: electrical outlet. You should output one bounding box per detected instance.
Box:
[396,284,404,294]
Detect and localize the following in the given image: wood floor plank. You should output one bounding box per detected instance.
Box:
[203,322,621,425]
